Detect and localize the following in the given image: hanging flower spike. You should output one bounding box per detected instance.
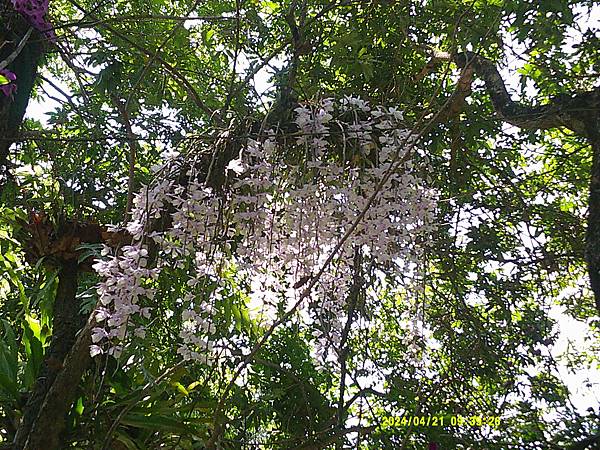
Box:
[0,69,17,98]
[93,97,437,363]
[11,0,57,42]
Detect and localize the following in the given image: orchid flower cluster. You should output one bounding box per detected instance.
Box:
[92,97,436,363]
[0,69,17,98]
[11,0,56,41]
[1,0,57,99]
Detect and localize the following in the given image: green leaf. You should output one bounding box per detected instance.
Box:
[171,381,189,396]
[25,315,42,341]
[22,320,44,388]
[0,321,19,400]
[205,28,216,43]
[75,396,84,415]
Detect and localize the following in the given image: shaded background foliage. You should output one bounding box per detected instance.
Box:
[0,0,599,449]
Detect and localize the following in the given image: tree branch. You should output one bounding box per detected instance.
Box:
[336,249,362,439]
[22,317,94,450]
[435,50,600,135]
[113,97,138,216]
[0,27,32,70]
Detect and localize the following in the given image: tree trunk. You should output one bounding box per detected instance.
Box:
[0,0,44,188]
[13,261,85,450]
[585,118,600,313]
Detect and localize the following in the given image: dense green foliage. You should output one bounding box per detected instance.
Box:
[0,0,599,449]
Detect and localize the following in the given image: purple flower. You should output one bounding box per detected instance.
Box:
[0,69,17,98]
[10,0,57,43]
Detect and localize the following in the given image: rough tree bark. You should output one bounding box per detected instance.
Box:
[12,261,85,449]
[21,320,94,450]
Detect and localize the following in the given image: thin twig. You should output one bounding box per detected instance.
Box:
[66,0,216,120]
[54,14,235,31]
[124,0,203,114]
[113,97,139,217]
[0,27,33,71]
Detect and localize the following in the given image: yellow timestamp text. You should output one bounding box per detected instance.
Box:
[380,415,501,428]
